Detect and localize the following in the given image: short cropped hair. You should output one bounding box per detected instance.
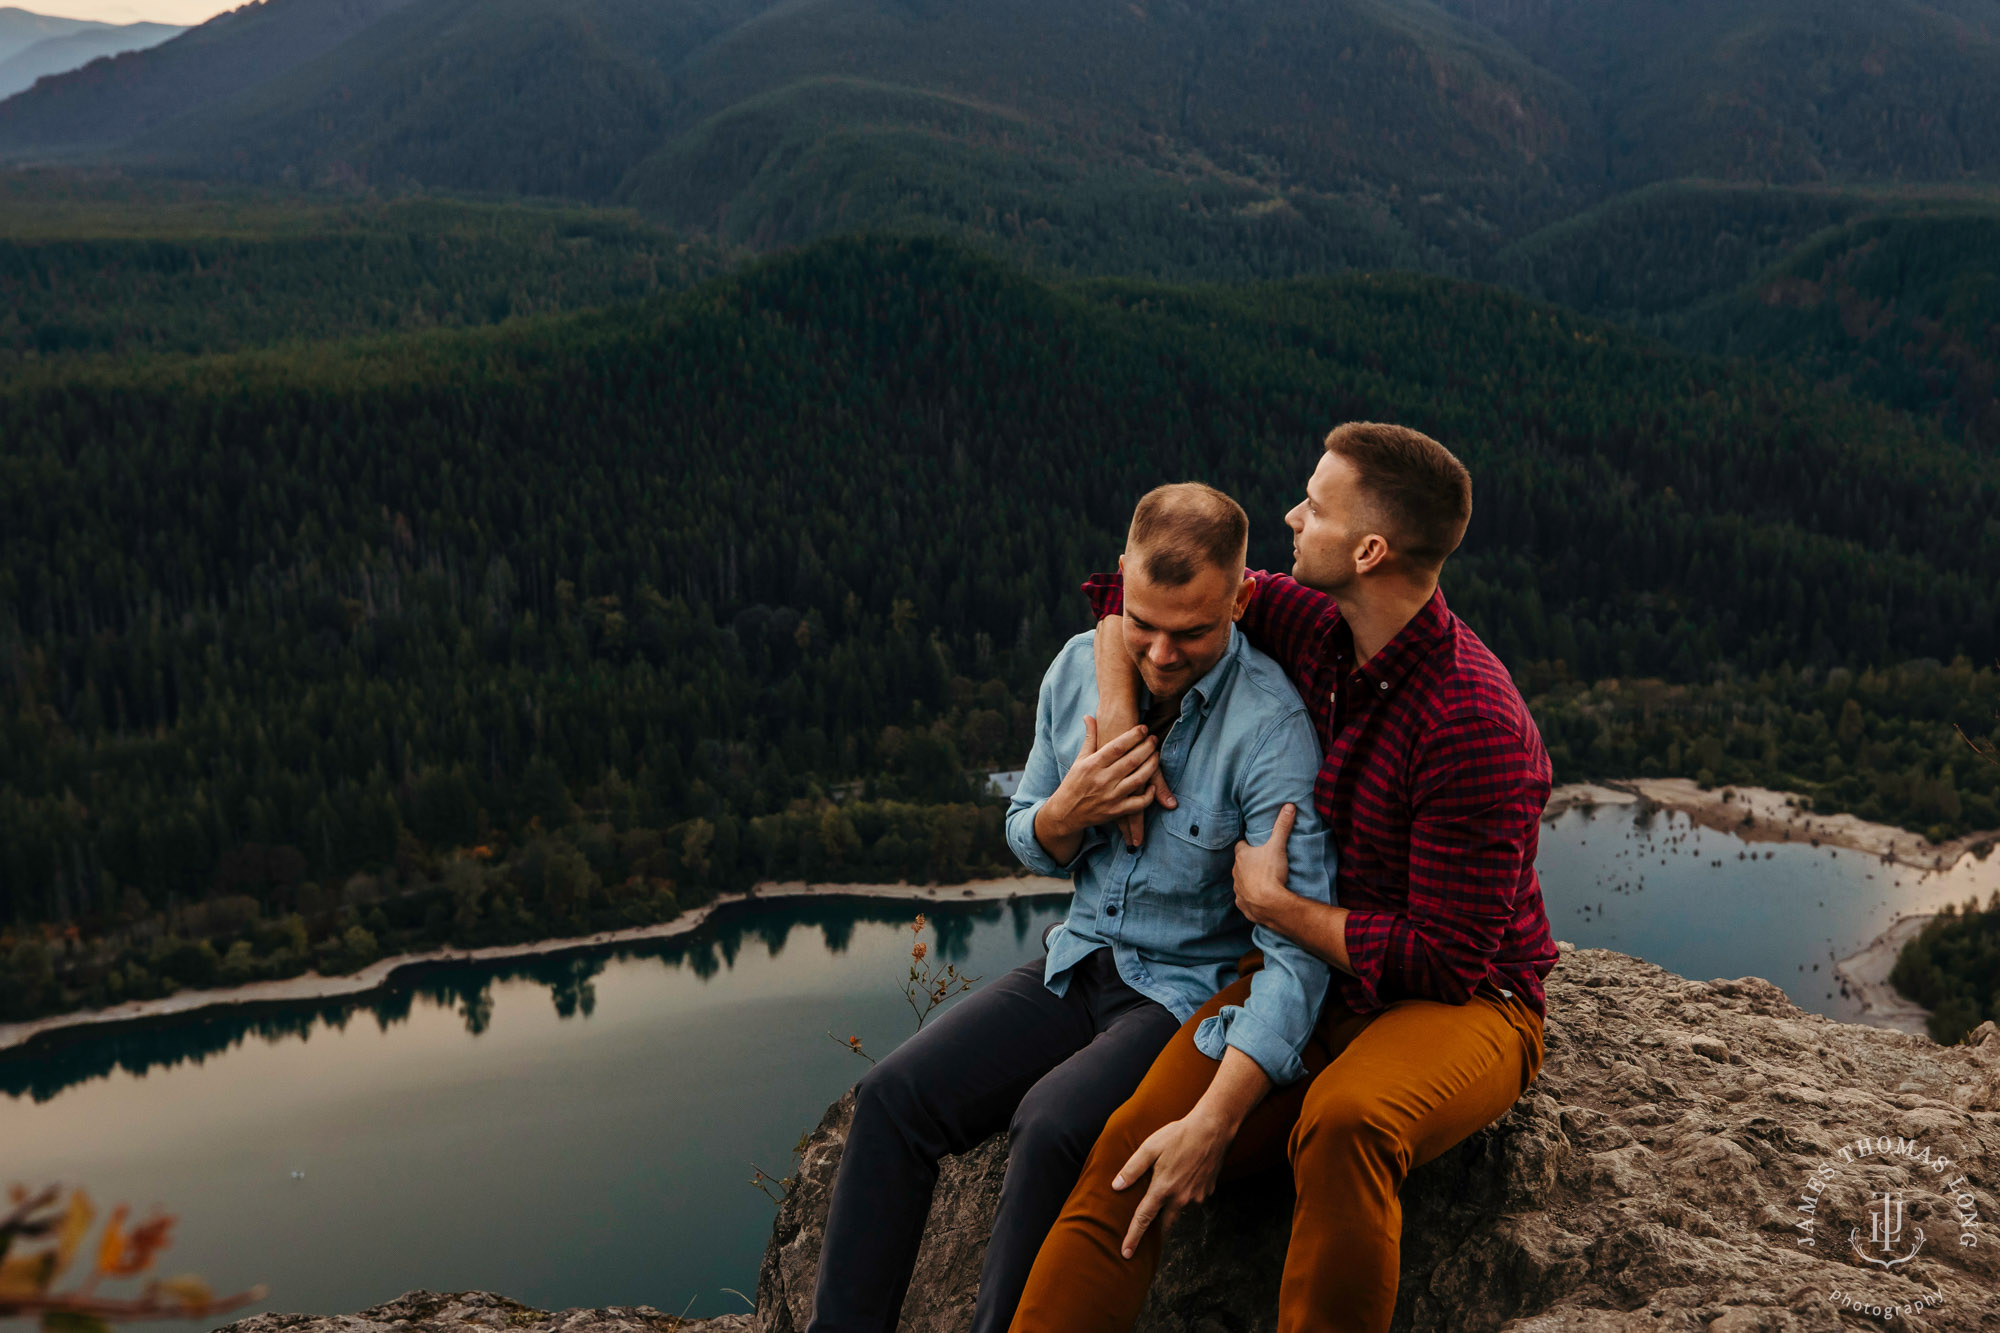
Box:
[1323,422,1471,572]
[1126,482,1249,587]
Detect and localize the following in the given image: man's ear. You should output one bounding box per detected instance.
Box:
[1232,574,1255,620]
[1118,552,1127,576]
[1354,533,1391,576]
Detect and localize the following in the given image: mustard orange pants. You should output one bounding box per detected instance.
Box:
[1009,967,1545,1333]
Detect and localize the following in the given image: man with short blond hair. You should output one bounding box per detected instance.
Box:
[806,482,1335,1333]
[1010,424,1557,1333]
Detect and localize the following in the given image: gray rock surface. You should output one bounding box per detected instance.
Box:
[216,946,2000,1333]
[757,946,2000,1333]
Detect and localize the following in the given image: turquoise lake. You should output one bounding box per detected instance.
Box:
[4,805,1996,1322]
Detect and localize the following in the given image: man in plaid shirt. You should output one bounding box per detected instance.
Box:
[1008,422,1560,1333]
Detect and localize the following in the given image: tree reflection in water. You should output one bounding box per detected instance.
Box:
[0,894,1067,1104]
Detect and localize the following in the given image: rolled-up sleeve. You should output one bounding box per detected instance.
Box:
[1341,714,1544,1008]
[1192,708,1333,1085]
[1005,647,1094,878]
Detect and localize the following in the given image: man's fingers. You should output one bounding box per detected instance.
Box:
[1113,1139,1160,1192]
[1094,722,1154,764]
[1121,1188,1166,1259]
[1153,772,1178,810]
[1119,810,1145,847]
[1111,791,1159,818]
[1080,714,1099,761]
[1272,802,1297,843]
[1102,733,1159,782]
[1112,750,1161,796]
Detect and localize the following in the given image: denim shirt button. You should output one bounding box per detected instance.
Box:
[1105,903,1119,917]
[1189,824,1200,836]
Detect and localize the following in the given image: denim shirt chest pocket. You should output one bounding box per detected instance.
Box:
[1151,797,1241,896]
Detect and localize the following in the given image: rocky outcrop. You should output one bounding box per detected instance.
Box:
[218,945,2000,1333]
[215,1289,754,1333]
[756,944,2000,1332]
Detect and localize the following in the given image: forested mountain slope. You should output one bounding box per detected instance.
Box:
[1437,0,2000,184]
[0,177,734,371]
[2,0,1604,268]
[7,0,1999,272]
[0,0,420,153]
[1682,210,2000,453]
[1494,183,2000,451]
[3,236,1998,1024]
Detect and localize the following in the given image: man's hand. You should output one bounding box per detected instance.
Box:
[1092,615,1176,846]
[1232,803,1299,931]
[1111,1108,1233,1258]
[1032,716,1162,864]
[1232,804,1356,975]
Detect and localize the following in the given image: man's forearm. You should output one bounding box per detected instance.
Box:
[1094,615,1140,731]
[1267,896,1357,977]
[1188,1045,1273,1135]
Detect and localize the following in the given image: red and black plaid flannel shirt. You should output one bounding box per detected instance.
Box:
[1084,569,1561,1019]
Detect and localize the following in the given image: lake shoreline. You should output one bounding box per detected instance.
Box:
[1545,778,1999,873]
[1546,779,1996,1036]
[1831,913,1938,1037]
[12,779,1987,1056]
[0,875,1072,1056]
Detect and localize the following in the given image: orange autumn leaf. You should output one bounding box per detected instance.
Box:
[95,1205,175,1278]
[93,1204,129,1276]
[52,1190,94,1279]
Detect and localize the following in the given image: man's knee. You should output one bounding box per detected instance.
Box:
[853,1046,929,1133]
[1008,1083,1103,1174]
[1073,1083,1174,1180]
[1291,1084,1410,1176]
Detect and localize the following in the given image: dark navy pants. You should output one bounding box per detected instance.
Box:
[806,944,1179,1333]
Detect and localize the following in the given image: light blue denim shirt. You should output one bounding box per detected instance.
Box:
[1005,626,1336,1085]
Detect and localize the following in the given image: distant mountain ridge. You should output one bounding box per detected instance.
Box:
[7,0,1993,263]
[0,0,419,152]
[0,6,101,62]
[0,18,183,100]
[2,0,1998,442]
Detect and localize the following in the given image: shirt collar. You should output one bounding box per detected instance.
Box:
[1340,586,1451,693]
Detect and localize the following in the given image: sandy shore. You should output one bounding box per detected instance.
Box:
[0,874,1073,1055]
[1546,777,2000,872]
[1541,783,1641,820]
[1833,913,1939,1037]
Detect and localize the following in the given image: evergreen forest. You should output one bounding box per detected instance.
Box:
[3,228,1999,1036]
[1891,890,2000,1047]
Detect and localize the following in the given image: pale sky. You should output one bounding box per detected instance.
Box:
[15,0,237,24]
